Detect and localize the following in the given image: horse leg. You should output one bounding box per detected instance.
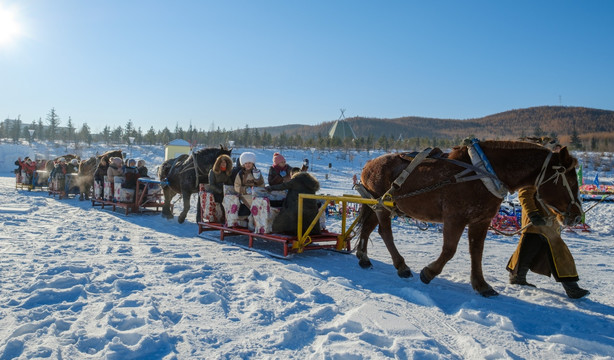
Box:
[161,188,175,219]
[178,191,191,224]
[467,221,498,297]
[420,219,464,284]
[376,210,412,278]
[355,206,379,269]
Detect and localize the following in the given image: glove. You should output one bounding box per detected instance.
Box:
[265,186,272,192]
[528,211,546,226]
[280,170,287,177]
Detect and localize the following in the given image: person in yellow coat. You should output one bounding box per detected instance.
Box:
[507,186,589,299]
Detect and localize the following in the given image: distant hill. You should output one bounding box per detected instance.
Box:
[256,106,614,142]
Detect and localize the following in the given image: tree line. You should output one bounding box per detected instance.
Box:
[2,107,613,152]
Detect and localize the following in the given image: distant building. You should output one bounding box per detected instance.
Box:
[328,120,356,140]
[164,139,191,160]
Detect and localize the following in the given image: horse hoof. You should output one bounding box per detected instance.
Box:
[398,268,413,278]
[178,215,186,224]
[480,288,499,297]
[358,259,373,269]
[420,268,433,284]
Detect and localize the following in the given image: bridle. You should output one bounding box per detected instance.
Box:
[534,152,584,221]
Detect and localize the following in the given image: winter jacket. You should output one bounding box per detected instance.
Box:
[123,166,140,189]
[234,167,265,207]
[268,172,321,235]
[52,163,67,180]
[268,164,292,186]
[19,160,37,175]
[137,166,149,178]
[507,186,579,281]
[107,164,123,183]
[206,155,233,203]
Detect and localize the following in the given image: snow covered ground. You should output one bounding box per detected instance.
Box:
[0,141,613,359]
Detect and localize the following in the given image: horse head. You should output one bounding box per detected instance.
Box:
[535,146,583,226]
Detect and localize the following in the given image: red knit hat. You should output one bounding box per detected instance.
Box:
[272,152,286,166]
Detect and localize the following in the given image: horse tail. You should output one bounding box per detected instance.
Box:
[354,201,374,241]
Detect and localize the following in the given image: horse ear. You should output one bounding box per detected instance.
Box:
[558,147,578,169]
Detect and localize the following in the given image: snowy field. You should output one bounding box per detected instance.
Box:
[0,141,613,359]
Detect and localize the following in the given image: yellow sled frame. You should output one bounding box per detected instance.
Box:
[296,194,395,253]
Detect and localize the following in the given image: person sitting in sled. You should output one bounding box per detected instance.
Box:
[122,159,140,189]
[266,168,321,236]
[234,152,264,211]
[206,154,234,204]
[268,152,292,186]
[17,157,37,186]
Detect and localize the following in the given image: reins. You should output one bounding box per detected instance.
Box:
[533,152,584,220]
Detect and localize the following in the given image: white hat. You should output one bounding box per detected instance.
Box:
[239,152,256,166]
[70,159,79,165]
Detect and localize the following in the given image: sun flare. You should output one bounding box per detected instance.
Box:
[0,4,22,46]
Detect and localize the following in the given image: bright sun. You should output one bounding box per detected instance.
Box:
[0,4,22,46]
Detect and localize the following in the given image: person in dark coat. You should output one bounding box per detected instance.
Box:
[268,152,292,186]
[205,154,234,203]
[266,170,321,235]
[122,159,140,189]
[137,159,149,178]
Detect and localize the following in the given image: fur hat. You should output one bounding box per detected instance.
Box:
[70,159,79,165]
[272,152,285,166]
[239,152,256,166]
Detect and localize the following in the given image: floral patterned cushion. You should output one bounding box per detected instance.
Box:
[223,194,241,227]
[251,197,281,234]
[199,186,224,223]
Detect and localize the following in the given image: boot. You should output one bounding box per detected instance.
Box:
[562,281,589,299]
[509,266,535,287]
[509,273,536,287]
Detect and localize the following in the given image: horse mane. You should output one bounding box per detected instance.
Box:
[479,140,549,152]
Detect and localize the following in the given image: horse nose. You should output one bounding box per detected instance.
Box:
[568,215,582,226]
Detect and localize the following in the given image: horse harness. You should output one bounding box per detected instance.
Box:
[164,153,208,189]
[356,140,582,219]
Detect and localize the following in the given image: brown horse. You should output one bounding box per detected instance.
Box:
[159,146,232,223]
[78,150,123,200]
[355,140,583,297]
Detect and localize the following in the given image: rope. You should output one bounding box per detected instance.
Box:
[488,223,530,236]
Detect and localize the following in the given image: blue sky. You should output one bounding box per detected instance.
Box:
[1,0,613,133]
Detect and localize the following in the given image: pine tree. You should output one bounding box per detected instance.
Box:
[11,117,21,143]
[570,126,583,150]
[145,127,156,145]
[66,116,75,144]
[46,108,60,141]
[102,126,111,144]
[79,123,92,146]
[124,119,135,143]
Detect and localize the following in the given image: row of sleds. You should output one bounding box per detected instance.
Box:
[16,169,351,257]
[90,176,167,215]
[15,170,167,215]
